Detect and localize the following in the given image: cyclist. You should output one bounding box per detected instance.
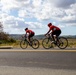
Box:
[25,28,35,44]
[45,23,61,43]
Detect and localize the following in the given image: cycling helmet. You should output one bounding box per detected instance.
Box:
[25,28,28,30]
[48,23,52,27]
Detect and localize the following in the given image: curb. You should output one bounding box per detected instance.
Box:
[0,46,13,49]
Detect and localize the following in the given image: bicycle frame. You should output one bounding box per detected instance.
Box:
[46,34,55,42]
[24,37,32,46]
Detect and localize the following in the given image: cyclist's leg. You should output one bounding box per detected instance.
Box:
[29,33,34,44]
[56,30,61,42]
[25,34,29,42]
[51,32,56,42]
[28,36,30,42]
[52,30,61,44]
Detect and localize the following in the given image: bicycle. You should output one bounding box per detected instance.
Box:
[42,34,68,49]
[20,36,40,49]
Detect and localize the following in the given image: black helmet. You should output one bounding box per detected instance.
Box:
[48,23,52,27]
[25,28,28,30]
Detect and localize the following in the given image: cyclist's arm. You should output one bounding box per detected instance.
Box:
[45,29,51,36]
[22,32,27,38]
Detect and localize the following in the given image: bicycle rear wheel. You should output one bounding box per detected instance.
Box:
[57,37,68,49]
[42,38,52,49]
[20,39,28,49]
[31,39,39,49]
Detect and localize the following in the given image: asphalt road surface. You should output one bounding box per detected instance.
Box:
[0,48,76,75]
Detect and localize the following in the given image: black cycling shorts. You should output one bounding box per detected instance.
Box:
[29,33,35,38]
[52,30,61,36]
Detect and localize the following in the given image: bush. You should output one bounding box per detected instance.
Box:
[8,38,16,43]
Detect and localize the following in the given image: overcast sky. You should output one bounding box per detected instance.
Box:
[0,0,76,35]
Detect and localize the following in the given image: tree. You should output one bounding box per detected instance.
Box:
[0,22,3,32]
[0,22,9,40]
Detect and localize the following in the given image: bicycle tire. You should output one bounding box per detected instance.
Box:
[20,39,28,49]
[57,37,68,49]
[31,39,39,49]
[42,38,52,49]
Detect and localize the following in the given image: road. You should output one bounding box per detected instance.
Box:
[0,48,76,75]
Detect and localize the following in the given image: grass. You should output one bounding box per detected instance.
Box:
[68,39,76,48]
[0,38,76,48]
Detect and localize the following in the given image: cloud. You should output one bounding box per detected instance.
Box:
[66,23,76,26]
[48,0,76,8]
[0,0,76,34]
[1,12,43,33]
[1,13,24,29]
[56,3,76,23]
[25,22,43,29]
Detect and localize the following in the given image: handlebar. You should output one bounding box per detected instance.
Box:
[45,34,51,37]
[21,34,27,39]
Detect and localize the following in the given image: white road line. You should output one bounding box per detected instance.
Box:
[0,50,76,52]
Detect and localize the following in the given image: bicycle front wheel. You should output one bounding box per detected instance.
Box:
[20,39,28,49]
[42,38,52,49]
[57,37,68,49]
[31,39,39,49]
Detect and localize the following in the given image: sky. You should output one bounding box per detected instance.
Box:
[0,0,76,35]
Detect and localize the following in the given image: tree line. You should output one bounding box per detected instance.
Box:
[0,22,16,43]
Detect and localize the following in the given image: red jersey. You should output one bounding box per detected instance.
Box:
[26,30,34,34]
[49,25,60,32]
